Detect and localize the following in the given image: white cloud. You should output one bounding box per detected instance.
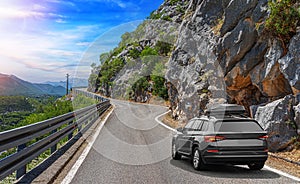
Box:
[48,13,67,18]
[56,19,67,23]
[0,20,107,82]
[76,42,91,46]
[0,7,45,18]
[46,0,76,7]
[33,4,47,11]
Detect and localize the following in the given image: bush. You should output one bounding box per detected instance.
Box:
[72,94,97,110]
[148,11,163,20]
[129,48,141,59]
[169,0,180,6]
[151,75,169,100]
[99,58,125,87]
[155,41,172,56]
[141,46,158,57]
[265,0,300,48]
[132,77,150,93]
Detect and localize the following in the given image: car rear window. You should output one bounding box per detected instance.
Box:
[214,121,263,132]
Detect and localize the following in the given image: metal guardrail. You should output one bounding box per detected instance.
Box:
[0,91,110,181]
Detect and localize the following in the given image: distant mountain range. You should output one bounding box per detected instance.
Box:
[43,78,88,89]
[0,73,69,96]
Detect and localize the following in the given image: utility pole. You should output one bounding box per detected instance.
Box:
[66,74,69,95]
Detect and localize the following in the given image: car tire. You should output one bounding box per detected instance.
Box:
[172,143,181,160]
[248,162,265,170]
[192,148,206,170]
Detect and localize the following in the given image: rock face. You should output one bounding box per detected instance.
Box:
[166,0,299,119]
[166,0,228,120]
[278,33,300,95]
[90,0,300,151]
[163,0,299,150]
[255,95,297,152]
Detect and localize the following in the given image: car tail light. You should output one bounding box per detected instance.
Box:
[207,149,219,153]
[204,136,225,142]
[259,135,268,140]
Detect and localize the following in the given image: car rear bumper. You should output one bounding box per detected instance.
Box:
[203,152,268,164]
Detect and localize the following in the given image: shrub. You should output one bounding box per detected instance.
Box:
[132,77,150,93]
[129,48,141,59]
[162,15,172,21]
[155,41,172,56]
[148,11,163,20]
[176,5,185,13]
[169,0,180,6]
[151,75,169,100]
[265,0,300,50]
[141,46,158,57]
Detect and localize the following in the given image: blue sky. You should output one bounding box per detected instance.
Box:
[0,0,163,82]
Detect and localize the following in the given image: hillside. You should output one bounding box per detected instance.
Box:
[0,73,66,96]
[89,0,300,152]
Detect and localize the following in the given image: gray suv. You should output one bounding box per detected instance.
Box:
[172,104,268,170]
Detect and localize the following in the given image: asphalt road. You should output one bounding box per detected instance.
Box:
[70,100,298,184]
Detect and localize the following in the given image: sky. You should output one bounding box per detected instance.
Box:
[0,0,163,83]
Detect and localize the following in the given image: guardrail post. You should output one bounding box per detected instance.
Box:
[16,144,26,179]
[51,129,57,153]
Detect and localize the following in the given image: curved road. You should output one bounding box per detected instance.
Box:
[70,100,297,184]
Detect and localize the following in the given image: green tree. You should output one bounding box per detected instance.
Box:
[119,32,132,47]
[151,75,168,100]
[89,73,98,87]
[100,53,110,63]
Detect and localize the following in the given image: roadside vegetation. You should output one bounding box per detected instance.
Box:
[265,0,300,53]
[0,96,72,132]
[0,94,98,183]
[90,25,173,102]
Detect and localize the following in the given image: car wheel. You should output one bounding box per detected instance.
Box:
[172,143,181,160]
[248,162,265,170]
[192,148,205,170]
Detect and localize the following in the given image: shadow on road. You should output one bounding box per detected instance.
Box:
[170,157,281,179]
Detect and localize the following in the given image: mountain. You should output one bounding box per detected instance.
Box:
[43,78,88,89]
[0,74,66,96]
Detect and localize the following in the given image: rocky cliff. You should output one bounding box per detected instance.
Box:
[165,0,300,152]
[90,0,300,152]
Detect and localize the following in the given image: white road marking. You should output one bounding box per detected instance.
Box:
[154,110,177,132]
[264,165,300,182]
[61,106,115,184]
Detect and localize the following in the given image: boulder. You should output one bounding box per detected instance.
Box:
[255,95,297,152]
[250,39,292,97]
[278,32,300,95]
[294,103,300,134]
